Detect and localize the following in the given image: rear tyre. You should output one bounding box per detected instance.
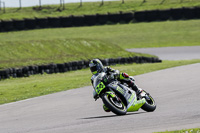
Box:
[141,91,156,112]
[102,93,127,115]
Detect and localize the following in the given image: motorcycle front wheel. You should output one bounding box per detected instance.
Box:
[141,90,156,112]
[102,93,127,115]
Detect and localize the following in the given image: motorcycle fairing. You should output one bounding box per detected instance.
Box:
[127,98,146,112]
[108,82,146,112]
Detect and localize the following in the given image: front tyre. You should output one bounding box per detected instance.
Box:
[141,90,156,112]
[102,94,127,115]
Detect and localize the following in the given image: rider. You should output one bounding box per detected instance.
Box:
[89,59,141,112]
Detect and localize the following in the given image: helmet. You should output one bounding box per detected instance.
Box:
[89,59,104,75]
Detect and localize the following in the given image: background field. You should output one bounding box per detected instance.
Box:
[1,20,199,48]
[155,127,200,133]
[0,19,199,69]
[0,39,144,69]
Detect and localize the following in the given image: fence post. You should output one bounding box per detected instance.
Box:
[63,0,65,9]
[3,1,5,13]
[101,0,104,5]
[80,0,82,7]
[39,0,41,8]
[60,0,62,7]
[19,0,22,9]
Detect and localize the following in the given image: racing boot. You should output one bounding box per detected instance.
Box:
[120,73,142,97]
[128,80,142,97]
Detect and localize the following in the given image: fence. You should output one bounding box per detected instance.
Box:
[0,0,5,13]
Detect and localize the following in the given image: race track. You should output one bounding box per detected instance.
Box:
[127,46,200,60]
[0,63,200,133]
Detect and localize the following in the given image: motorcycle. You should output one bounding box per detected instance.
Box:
[93,72,156,115]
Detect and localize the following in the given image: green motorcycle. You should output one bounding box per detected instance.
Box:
[93,72,156,115]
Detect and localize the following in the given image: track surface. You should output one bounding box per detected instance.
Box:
[0,63,200,133]
[127,46,200,60]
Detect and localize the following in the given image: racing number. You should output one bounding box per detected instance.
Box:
[95,82,105,94]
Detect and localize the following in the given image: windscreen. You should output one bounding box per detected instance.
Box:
[93,72,106,89]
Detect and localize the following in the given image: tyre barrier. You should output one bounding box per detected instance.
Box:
[0,7,200,32]
[84,14,97,26]
[1,20,14,31]
[48,17,61,27]
[60,16,73,27]
[0,20,2,32]
[159,9,171,21]
[120,12,134,23]
[35,17,49,28]
[108,12,121,23]
[0,56,161,81]
[72,15,85,27]
[13,19,25,30]
[24,18,37,29]
[170,8,183,20]
[96,13,109,25]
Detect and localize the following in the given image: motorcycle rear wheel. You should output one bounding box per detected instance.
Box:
[102,93,127,115]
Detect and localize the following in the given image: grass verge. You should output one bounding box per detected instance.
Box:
[0,0,200,20]
[0,20,199,50]
[155,128,200,133]
[1,20,199,69]
[0,59,200,105]
[0,38,147,69]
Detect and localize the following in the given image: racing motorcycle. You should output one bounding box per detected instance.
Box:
[93,72,156,115]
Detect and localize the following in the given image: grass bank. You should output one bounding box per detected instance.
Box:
[0,20,199,69]
[0,60,200,105]
[0,20,199,48]
[155,128,200,133]
[0,39,145,69]
[0,0,199,20]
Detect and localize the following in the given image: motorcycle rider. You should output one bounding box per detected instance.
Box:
[89,59,141,112]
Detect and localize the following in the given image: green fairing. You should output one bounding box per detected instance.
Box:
[105,91,116,98]
[128,93,134,103]
[127,98,146,112]
[95,82,105,94]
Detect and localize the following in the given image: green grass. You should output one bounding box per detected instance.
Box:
[155,128,200,133]
[0,20,199,69]
[0,60,200,105]
[0,39,146,69]
[0,0,200,20]
[0,20,199,48]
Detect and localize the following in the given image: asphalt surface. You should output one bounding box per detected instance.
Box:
[0,63,200,133]
[127,46,200,60]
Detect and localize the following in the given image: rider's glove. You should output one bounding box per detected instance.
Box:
[94,95,99,101]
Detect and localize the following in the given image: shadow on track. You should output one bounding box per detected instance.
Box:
[81,112,146,120]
